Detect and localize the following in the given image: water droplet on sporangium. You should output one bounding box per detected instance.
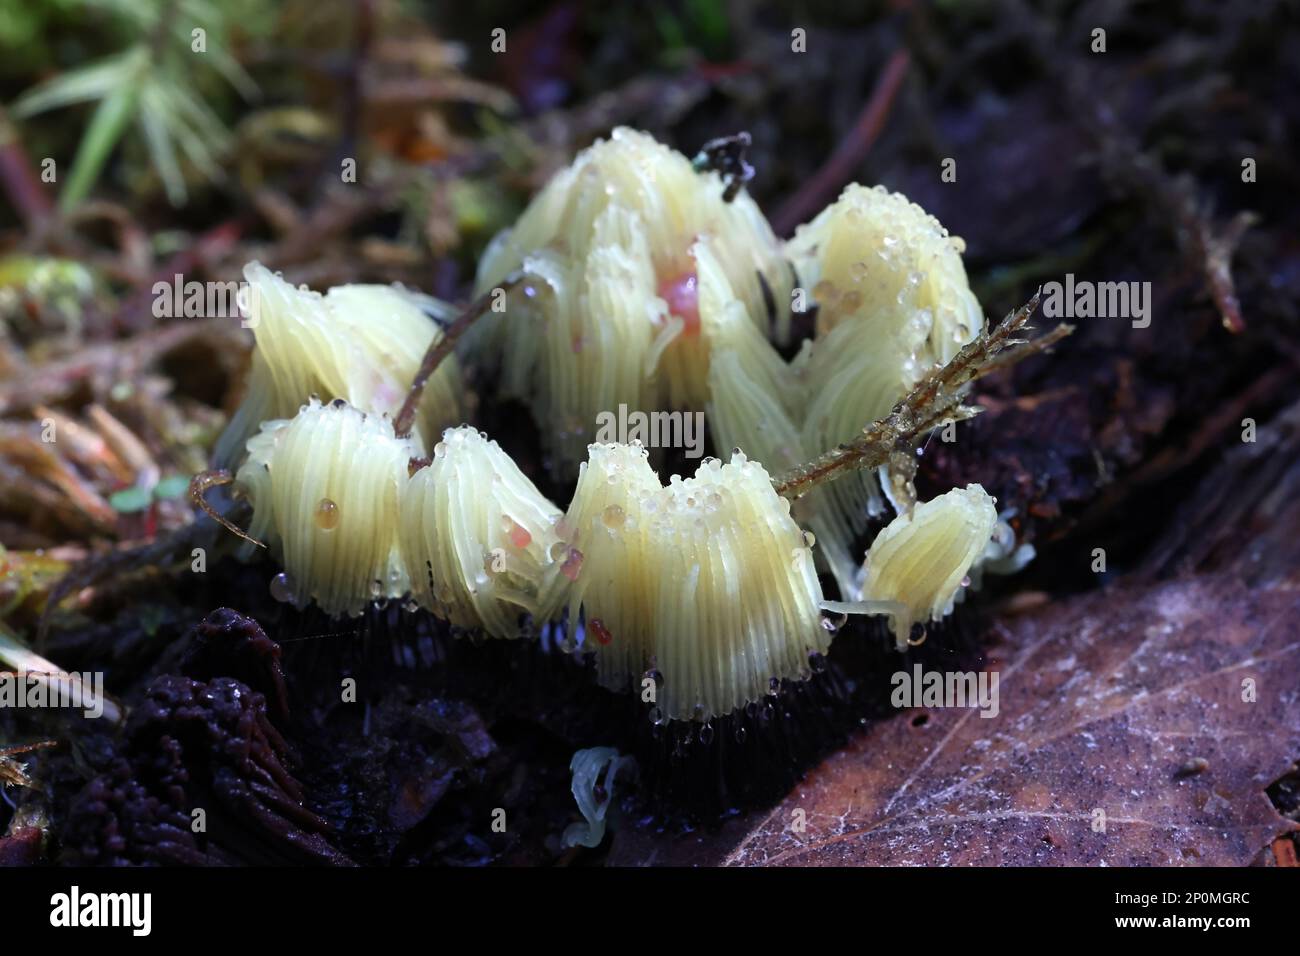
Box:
[269,572,294,603]
[315,497,339,530]
[548,541,569,562]
[503,516,531,548]
[560,547,584,581]
[601,504,625,529]
[802,530,816,548]
[657,271,700,336]
[589,617,613,645]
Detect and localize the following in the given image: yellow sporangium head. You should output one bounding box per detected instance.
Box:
[792,184,985,531]
[859,484,998,649]
[560,445,829,722]
[465,128,793,475]
[398,425,565,639]
[787,183,983,353]
[235,399,418,617]
[214,262,462,466]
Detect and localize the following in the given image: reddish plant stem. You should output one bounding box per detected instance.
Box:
[772,49,911,236]
[394,272,521,438]
[0,107,54,227]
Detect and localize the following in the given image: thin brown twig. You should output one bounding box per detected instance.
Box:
[189,468,265,549]
[0,317,238,416]
[394,272,522,438]
[1001,0,1255,334]
[0,105,54,228]
[774,292,1071,499]
[0,740,58,759]
[772,49,911,236]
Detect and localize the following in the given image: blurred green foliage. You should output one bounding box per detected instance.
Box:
[6,0,273,208]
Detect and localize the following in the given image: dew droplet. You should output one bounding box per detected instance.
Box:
[560,547,584,581]
[802,530,816,548]
[433,441,448,458]
[315,497,340,530]
[548,541,569,562]
[812,279,838,303]
[649,706,665,726]
[698,722,715,746]
[269,572,294,603]
[809,651,827,674]
[768,676,781,696]
[507,518,532,549]
[589,617,613,645]
[601,504,625,529]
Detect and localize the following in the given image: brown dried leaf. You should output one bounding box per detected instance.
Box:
[610,574,1300,866]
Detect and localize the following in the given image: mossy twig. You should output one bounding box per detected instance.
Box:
[774,292,1071,500]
